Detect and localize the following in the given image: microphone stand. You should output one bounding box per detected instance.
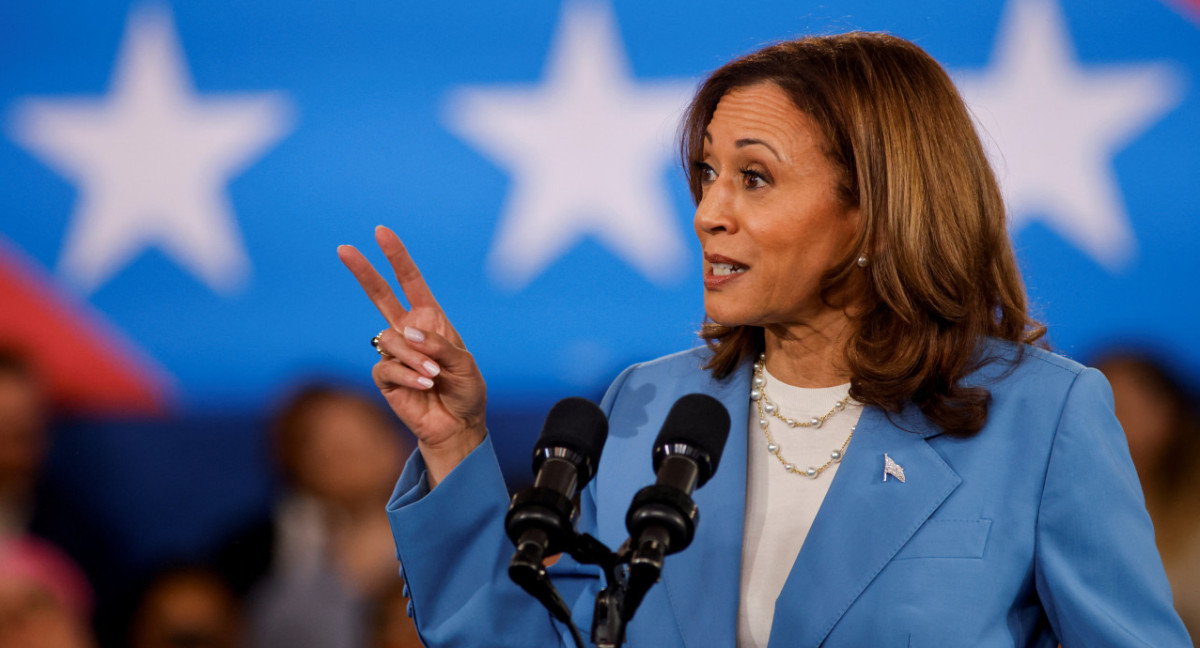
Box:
[563,532,630,648]
[510,481,700,647]
[562,530,678,648]
[509,393,728,646]
[510,525,632,648]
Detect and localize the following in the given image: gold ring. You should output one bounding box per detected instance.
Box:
[371,332,389,357]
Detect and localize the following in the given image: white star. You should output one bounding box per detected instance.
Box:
[957,0,1181,269]
[444,1,694,290]
[7,3,294,294]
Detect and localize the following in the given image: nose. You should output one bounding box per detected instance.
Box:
[693,181,736,237]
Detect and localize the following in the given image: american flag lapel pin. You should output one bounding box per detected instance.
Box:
[883,453,906,483]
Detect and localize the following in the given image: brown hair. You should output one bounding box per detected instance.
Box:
[271,384,406,488]
[681,32,1045,437]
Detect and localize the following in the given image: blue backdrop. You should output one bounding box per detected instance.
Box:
[2,0,1199,570]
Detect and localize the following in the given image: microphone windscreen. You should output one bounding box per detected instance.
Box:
[654,393,731,474]
[535,396,609,468]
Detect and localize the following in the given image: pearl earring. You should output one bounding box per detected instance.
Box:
[856,255,869,268]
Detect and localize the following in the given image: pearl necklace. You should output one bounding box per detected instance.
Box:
[750,354,856,479]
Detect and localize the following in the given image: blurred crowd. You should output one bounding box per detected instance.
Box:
[0,350,422,648]
[3,343,1200,646]
[1092,350,1200,641]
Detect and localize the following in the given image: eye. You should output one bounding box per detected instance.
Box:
[741,167,768,189]
[693,161,717,186]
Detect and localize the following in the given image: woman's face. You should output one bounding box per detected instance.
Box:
[694,82,861,329]
[296,397,405,504]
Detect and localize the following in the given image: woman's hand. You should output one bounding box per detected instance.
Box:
[338,225,487,487]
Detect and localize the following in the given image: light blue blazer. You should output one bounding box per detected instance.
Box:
[388,341,1192,647]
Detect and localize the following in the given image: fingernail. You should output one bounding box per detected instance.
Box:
[422,361,440,377]
[416,377,434,389]
[403,327,425,343]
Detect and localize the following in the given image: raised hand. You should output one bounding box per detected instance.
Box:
[338,225,487,487]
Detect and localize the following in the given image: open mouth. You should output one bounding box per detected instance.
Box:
[711,262,748,276]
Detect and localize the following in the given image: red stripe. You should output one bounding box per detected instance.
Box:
[1166,0,1200,21]
[0,240,170,416]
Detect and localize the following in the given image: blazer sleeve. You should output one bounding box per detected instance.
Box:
[1034,367,1192,647]
[387,433,603,648]
[384,362,642,648]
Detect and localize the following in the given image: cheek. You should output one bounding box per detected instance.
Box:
[758,236,821,284]
[755,220,852,306]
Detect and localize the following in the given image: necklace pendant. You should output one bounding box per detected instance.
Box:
[804,467,818,478]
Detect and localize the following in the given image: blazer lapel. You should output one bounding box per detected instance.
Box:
[659,361,751,648]
[767,404,962,648]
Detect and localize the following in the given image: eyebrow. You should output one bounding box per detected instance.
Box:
[735,138,781,160]
[701,131,781,160]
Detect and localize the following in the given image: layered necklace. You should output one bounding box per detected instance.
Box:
[750,353,856,479]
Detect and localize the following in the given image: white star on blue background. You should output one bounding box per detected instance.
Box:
[7,3,295,294]
[2,0,1199,410]
[958,0,1182,270]
[443,1,695,291]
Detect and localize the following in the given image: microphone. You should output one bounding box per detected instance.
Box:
[622,393,731,618]
[506,397,608,622]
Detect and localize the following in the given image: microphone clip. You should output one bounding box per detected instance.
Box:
[625,484,699,560]
[506,486,576,561]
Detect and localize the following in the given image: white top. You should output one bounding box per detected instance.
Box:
[737,368,863,648]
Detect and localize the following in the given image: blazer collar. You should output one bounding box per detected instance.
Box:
[659,357,752,648]
[768,402,962,647]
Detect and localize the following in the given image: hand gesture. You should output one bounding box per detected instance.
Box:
[338,226,487,486]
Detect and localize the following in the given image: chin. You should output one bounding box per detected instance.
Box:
[703,301,754,328]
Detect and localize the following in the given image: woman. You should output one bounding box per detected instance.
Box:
[215,385,412,648]
[338,33,1191,647]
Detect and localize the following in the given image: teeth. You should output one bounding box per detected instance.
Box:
[712,262,747,276]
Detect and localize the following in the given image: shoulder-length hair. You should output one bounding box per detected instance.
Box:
[681,32,1045,437]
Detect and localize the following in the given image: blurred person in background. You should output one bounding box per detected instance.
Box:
[1096,349,1200,640]
[217,384,414,648]
[0,535,96,648]
[366,580,423,648]
[128,565,242,648]
[0,350,49,540]
[0,349,115,644]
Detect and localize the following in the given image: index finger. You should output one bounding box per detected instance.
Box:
[376,225,440,310]
[337,243,409,327]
